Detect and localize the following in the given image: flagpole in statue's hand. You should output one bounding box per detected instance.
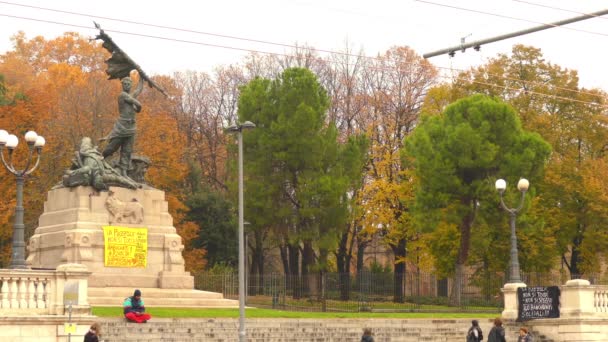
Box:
[93,22,169,97]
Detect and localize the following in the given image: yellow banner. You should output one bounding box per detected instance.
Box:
[64,323,77,334]
[103,226,148,268]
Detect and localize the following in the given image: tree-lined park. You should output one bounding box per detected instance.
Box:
[1,32,607,305]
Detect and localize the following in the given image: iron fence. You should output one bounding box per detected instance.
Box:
[194,270,605,313]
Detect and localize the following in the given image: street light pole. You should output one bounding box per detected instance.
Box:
[0,130,45,269]
[495,178,529,284]
[226,121,256,342]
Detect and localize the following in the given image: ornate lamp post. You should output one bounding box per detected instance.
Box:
[226,121,256,342]
[0,129,45,269]
[495,178,529,284]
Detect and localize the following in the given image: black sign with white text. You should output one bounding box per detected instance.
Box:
[517,286,560,321]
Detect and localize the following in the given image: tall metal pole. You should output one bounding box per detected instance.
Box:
[0,130,44,269]
[423,8,608,58]
[10,175,27,269]
[226,121,255,341]
[237,129,246,342]
[498,188,527,284]
[508,211,521,283]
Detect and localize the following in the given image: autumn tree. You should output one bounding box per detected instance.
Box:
[405,94,551,305]
[0,32,207,271]
[434,44,608,278]
[356,46,437,302]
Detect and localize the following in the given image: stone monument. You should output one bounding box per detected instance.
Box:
[26,25,235,308]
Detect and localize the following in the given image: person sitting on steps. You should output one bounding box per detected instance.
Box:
[123,289,151,323]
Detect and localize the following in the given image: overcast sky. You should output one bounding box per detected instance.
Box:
[1,0,608,89]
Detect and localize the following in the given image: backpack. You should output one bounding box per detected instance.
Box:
[467,327,482,342]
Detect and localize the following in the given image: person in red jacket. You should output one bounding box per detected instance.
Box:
[123,289,151,323]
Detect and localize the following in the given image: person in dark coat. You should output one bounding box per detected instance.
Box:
[487,318,506,342]
[83,323,100,342]
[467,319,484,342]
[361,328,374,342]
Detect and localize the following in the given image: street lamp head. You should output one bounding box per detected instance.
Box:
[24,131,38,145]
[6,134,18,149]
[226,121,256,133]
[34,136,45,149]
[495,179,506,193]
[0,130,8,145]
[241,121,256,130]
[517,178,530,192]
[225,124,239,133]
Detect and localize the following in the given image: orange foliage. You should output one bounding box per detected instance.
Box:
[0,32,207,269]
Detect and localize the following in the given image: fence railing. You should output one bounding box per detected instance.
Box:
[0,264,91,315]
[0,270,50,312]
[195,270,607,313]
[594,287,608,313]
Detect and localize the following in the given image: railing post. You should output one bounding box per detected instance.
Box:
[53,264,91,315]
[501,282,526,320]
[560,279,596,318]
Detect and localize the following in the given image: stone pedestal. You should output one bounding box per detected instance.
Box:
[501,282,527,320]
[27,186,194,289]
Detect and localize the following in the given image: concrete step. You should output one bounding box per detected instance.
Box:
[96,318,506,342]
[88,287,238,308]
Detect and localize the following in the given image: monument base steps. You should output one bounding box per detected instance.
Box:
[88,287,238,308]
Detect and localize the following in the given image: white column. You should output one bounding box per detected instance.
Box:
[560,279,596,318]
[501,282,527,319]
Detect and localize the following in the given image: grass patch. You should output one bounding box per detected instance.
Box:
[92,307,498,319]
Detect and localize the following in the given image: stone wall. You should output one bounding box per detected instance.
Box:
[95,318,516,342]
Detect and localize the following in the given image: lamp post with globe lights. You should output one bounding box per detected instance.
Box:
[0,129,45,269]
[495,178,529,284]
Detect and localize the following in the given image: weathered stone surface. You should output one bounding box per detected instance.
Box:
[27,186,192,289]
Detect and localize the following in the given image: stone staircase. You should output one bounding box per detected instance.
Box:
[504,321,553,342]
[95,318,537,342]
[88,287,238,308]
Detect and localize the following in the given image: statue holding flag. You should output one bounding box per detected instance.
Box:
[94,22,167,178]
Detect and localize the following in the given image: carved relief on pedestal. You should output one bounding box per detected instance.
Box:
[26,236,40,266]
[105,190,144,224]
[164,235,185,271]
[61,232,94,263]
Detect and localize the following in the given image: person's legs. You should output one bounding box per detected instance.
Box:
[125,312,139,322]
[102,137,123,159]
[118,135,134,177]
[125,312,148,323]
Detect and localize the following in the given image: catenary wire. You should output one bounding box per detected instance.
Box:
[0,12,605,108]
[0,2,604,100]
[414,0,608,38]
[512,0,608,20]
[0,0,377,62]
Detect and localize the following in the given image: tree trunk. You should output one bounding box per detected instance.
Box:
[450,201,474,306]
[249,243,258,296]
[302,241,315,297]
[252,230,265,296]
[356,239,367,273]
[391,238,407,303]
[451,263,464,306]
[288,243,300,299]
[569,229,583,279]
[280,243,289,275]
[336,228,353,300]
